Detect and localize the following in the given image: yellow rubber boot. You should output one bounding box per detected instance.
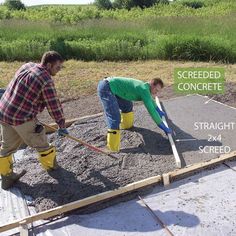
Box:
[0,155,13,176]
[38,146,57,170]
[0,155,26,190]
[107,129,120,152]
[120,112,134,129]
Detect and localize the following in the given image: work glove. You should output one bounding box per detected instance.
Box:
[58,128,69,137]
[156,106,166,118]
[158,122,172,135]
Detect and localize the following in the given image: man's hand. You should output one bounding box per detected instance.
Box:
[58,128,69,137]
[158,122,172,135]
[156,106,166,118]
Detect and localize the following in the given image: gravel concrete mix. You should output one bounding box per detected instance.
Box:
[15,105,176,213]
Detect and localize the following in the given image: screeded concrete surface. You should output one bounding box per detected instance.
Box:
[28,161,236,236]
[163,95,236,166]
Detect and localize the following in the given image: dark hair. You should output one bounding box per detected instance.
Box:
[151,78,164,88]
[41,51,63,66]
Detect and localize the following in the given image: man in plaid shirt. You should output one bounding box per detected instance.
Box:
[0,51,68,190]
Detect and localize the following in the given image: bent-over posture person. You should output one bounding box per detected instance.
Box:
[97,77,172,152]
[0,51,68,190]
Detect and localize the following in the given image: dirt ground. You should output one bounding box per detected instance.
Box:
[39,82,236,124]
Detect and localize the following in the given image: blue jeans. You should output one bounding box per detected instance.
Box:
[97,79,133,129]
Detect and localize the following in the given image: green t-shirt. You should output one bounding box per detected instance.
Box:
[108,77,162,125]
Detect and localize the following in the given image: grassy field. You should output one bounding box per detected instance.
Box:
[0,0,235,62]
[0,60,235,100]
[0,0,235,21]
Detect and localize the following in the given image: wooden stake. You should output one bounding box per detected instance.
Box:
[155,97,181,168]
[19,220,28,236]
[162,173,170,186]
[138,196,174,236]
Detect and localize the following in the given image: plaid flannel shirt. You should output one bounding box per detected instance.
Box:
[0,62,65,128]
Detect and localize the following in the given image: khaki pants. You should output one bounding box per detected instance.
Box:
[0,119,50,157]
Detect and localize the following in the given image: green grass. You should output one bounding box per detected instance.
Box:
[0,0,235,63]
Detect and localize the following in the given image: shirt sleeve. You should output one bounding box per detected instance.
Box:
[151,98,157,109]
[42,81,65,128]
[141,91,162,126]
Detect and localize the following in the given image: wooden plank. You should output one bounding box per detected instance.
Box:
[0,175,162,233]
[1,151,235,233]
[155,97,182,168]
[45,112,103,133]
[169,150,236,178]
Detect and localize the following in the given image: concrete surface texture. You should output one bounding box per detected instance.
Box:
[12,94,236,213]
[30,161,236,236]
[14,104,176,213]
[163,95,236,166]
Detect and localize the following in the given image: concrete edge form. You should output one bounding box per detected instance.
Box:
[1,150,236,234]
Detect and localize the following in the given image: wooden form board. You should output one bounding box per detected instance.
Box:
[1,151,235,234]
[155,97,182,168]
[0,175,162,233]
[168,150,236,179]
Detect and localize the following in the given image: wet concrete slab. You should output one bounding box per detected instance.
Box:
[14,105,176,213]
[163,95,236,166]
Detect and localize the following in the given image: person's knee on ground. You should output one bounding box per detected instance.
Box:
[38,146,58,171]
[0,154,26,190]
[120,111,134,129]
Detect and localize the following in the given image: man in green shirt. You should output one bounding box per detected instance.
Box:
[97,77,172,152]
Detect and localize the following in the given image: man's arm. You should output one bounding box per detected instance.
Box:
[151,98,157,109]
[142,92,162,125]
[142,92,171,134]
[42,81,65,128]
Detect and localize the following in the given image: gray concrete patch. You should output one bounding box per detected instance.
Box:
[163,95,236,166]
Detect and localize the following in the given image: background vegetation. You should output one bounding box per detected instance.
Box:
[0,0,235,63]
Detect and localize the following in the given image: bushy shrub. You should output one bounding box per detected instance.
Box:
[4,0,25,10]
[94,0,112,10]
[181,1,205,9]
[112,0,167,10]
